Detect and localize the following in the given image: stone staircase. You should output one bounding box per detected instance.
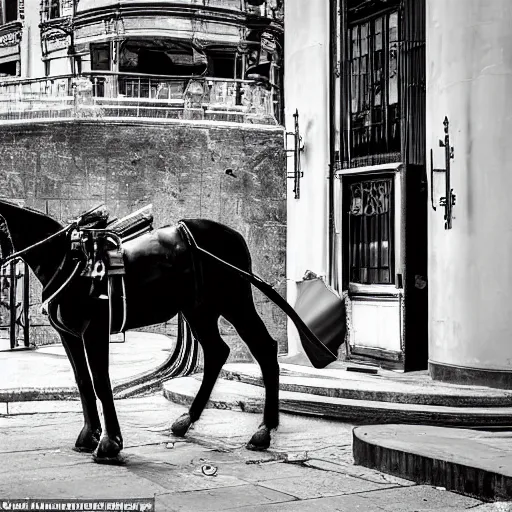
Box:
[163,362,512,427]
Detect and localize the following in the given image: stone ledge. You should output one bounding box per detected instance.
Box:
[353,424,512,501]
[163,376,512,427]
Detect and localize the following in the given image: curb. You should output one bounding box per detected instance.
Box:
[352,425,512,501]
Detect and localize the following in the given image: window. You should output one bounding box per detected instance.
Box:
[349,11,400,161]
[0,60,17,76]
[0,0,18,24]
[208,52,235,79]
[346,176,394,284]
[41,0,72,20]
[91,43,111,71]
[49,0,60,19]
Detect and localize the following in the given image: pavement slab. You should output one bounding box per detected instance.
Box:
[353,485,482,511]
[157,483,298,511]
[256,468,398,500]
[225,493,388,512]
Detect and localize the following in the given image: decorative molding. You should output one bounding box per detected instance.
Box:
[0,30,21,48]
[40,17,74,37]
[41,28,70,41]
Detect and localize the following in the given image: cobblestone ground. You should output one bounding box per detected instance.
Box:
[0,394,506,511]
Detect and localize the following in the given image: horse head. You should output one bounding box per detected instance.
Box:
[0,214,14,265]
[0,199,67,286]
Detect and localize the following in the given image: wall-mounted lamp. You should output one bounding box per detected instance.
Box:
[430,116,456,229]
[286,109,305,199]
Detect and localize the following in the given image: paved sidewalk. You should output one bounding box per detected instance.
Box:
[0,394,500,511]
[0,331,174,403]
[5,338,512,504]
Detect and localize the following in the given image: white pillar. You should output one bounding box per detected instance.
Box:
[284,0,330,356]
[428,0,512,384]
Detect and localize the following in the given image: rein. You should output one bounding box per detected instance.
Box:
[0,224,75,267]
[0,204,108,267]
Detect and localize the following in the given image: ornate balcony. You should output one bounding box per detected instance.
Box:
[0,72,280,124]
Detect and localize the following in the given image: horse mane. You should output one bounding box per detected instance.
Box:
[0,199,64,233]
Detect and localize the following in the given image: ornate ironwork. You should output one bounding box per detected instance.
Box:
[430,116,456,229]
[286,109,305,199]
[347,176,394,284]
[349,178,391,216]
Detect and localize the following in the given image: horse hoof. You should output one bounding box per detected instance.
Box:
[93,435,123,463]
[246,426,271,451]
[92,453,126,466]
[171,413,193,437]
[73,426,102,453]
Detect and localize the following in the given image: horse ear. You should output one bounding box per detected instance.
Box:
[0,215,14,261]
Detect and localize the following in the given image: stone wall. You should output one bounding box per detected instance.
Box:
[0,119,287,360]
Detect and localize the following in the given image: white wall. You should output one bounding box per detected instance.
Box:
[285,0,330,356]
[428,0,512,371]
[20,0,45,78]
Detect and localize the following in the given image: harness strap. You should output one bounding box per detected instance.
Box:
[176,221,204,308]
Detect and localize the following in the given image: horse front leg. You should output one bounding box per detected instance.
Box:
[82,305,123,462]
[60,332,102,452]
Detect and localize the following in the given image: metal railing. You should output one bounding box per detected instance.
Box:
[0,72,281,125]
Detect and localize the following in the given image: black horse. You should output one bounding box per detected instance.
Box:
[0,200,337,462]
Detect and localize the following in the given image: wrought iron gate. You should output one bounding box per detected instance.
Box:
[0,258,30,350]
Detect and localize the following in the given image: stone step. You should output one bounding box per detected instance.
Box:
[352,424,512,501]
[220,363,512,407]
[163,376,512,427]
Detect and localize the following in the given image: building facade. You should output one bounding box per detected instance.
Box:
[0,0,287,354]
[286,0,427,372]
[287,0,512,386]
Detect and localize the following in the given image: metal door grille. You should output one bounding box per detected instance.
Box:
[348,177,394,284]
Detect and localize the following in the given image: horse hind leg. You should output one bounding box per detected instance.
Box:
[223,300,280,451]
[171,310,230,437]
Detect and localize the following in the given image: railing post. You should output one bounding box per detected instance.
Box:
[73,80,78,118]
[9,259,16,350]
[23,261,29,348]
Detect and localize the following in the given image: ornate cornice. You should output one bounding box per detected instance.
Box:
[74,3,283,34]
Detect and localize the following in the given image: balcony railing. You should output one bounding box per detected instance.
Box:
[0,72,281,125]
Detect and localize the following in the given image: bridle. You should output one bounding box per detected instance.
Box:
[0,223,76,268]
[0,204,108,268]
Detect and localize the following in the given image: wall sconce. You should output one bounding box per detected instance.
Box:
[286,109,305,199]
[430,116,456,229]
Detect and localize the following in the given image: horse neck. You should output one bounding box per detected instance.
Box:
[0,201,67,287]
[22,236,68,288]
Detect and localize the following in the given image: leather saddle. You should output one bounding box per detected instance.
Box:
[43,205,154,335]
